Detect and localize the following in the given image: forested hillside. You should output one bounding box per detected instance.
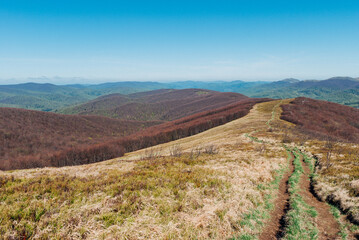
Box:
[281,97,359,142]
[0,98,268,170]
[0,108,161,170]
[60,89,249,121]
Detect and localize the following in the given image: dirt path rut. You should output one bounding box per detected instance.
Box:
[259,150,341,240]
[259,153,294,240]
[299,155,340,240]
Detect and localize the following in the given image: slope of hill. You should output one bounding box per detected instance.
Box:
[279,98,359,234]
[0,83,100,111]
[0,97,268,170]
[281,97,359,143]
[2,99,358,239]
[166,80,266,92]
[0,82,168,111]
[60,89,249,121]
[246,77,359,108]
[86,81,166,93]
[0,108,161,170]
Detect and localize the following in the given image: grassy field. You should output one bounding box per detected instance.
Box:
[0,100,288,239]
[300,140,359,238]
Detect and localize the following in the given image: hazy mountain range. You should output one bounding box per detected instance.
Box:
[0,76,358,111]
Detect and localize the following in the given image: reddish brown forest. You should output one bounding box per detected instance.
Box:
[0,108,161,170]
[281,97,359,143]
[62,89,249,121]
[1,98,269,170]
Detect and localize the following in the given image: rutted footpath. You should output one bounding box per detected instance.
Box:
[248,100,342,240]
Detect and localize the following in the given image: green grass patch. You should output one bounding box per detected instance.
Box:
[283,148,319,240]
[329,204,348,240]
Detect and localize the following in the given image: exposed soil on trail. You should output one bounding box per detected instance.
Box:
[259,153,294,240]
[299,157,340,240]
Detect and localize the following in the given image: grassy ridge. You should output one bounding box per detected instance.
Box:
[1,98,268,170]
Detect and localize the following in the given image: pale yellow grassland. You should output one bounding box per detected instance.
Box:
[302,140,359,221]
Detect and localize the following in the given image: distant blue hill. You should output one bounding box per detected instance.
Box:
[0,76,358,111]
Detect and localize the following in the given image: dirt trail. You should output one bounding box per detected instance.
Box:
[299,156,340,240]
[259,152,294,240]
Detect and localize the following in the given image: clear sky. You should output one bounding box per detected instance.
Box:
[0,0,359,84]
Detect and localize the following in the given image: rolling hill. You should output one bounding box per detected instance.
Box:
[0,83,100,111]
[281,97,359,143]
[0,82,168,111]
[60,89,249,121]
[2,76,359,111]
[246,77,359,108]
[0,91,262,170]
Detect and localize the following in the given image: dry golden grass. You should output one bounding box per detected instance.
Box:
[0,100,290,239]
[301,140,359,227]
[255,98,359,237]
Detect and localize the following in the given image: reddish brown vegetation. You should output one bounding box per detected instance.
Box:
[63,89,249,121]
[1,98,269,170]
[115,98,268,151]
[0,108,161,170]
[281,97,359,143]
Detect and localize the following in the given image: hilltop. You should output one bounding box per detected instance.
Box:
[246,77,359,108]
[281,97,359,143]
[60,89,248,121]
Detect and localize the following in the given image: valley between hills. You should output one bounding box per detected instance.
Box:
[1,98,359,239]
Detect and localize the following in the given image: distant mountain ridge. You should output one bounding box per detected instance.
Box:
[1,76,359,110]
[244,76,359,108]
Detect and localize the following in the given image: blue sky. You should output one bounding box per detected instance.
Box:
[0,0,358,84]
